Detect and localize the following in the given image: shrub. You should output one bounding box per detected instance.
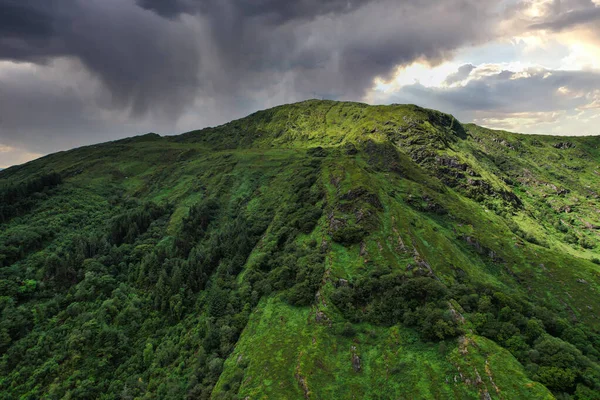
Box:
[535,366,576,391]
[338,322,357,337]
[331,225,367,245]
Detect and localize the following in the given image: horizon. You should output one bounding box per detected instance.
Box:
[0,98,600,171]
[3,97,600,169]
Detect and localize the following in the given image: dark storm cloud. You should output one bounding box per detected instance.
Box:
[0,0,507,162]
[190,0,500,100]
[0,60,161,154]
[138,0,368,22]
[0,0,73,61]
[0,0,200,116]
[0,0,501,116]
[0,0,56,38]
[136,0,194,18]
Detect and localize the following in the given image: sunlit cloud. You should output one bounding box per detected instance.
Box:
[364,0,600,136]
[0,144,42,168]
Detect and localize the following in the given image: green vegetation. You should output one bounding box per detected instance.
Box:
[1,100,600,399]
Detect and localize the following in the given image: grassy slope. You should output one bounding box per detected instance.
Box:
[1,100,600,399]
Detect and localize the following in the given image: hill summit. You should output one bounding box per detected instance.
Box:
[1,100,600,399]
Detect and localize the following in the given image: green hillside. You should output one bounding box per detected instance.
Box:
[1,100,600,399]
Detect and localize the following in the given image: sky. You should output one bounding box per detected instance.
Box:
[1,0,600,168]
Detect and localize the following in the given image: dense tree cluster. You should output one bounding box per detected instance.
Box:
[0,172,62,223]
[331,269,461,341]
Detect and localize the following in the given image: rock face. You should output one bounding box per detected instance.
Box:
[351,346,361,372]
[553,141,575,149]
[315,311,330,325]
[337,278,349,287]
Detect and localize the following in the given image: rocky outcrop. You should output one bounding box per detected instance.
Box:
[350,346,361,372]
[405,194,448,215]
[295,352,310,399]
[553,141,575,149]
[340,188,383,209]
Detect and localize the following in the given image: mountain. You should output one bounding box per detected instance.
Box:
[1,100,600,399]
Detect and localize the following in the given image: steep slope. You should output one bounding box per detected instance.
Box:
[1,100,600,399]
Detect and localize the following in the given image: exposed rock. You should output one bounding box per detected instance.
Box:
[359,241,368,257]
[315,311,331,326]
[436,156,470,171]
[340,188,383,209]
[553,142,575,149]
[466,178,494,195]
[408,146,437,164]
[548,183,570,196]
[499,189,524,208]
[355,208,365,223]
[328,211,346,232]
[295,354,310,399]
[405,194,447,215]
[392,224,408,252]
[491,137,517,150]
[458,336,470,355]
[485,359,500,395]
[330,175,342,189]
[461,235,504,263]
[577,278,589,284]
[448,302,466,324]
[350,346,361,372]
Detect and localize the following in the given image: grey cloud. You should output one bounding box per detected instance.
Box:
[138,0,369,23]
[136,0,194,18]
[528,0,600,32]
[0,0,501,116]
[0,0,506,162]
[0,0,57,38]
[444,64,475,85]
[380,66,600,123]
[0,61,145,153]
[196,0,500,101]
[530,6,600,31]
[0,0,74,61]
[0,0,200,117]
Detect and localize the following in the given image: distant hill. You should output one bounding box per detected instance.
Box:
[1,100,600,399]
